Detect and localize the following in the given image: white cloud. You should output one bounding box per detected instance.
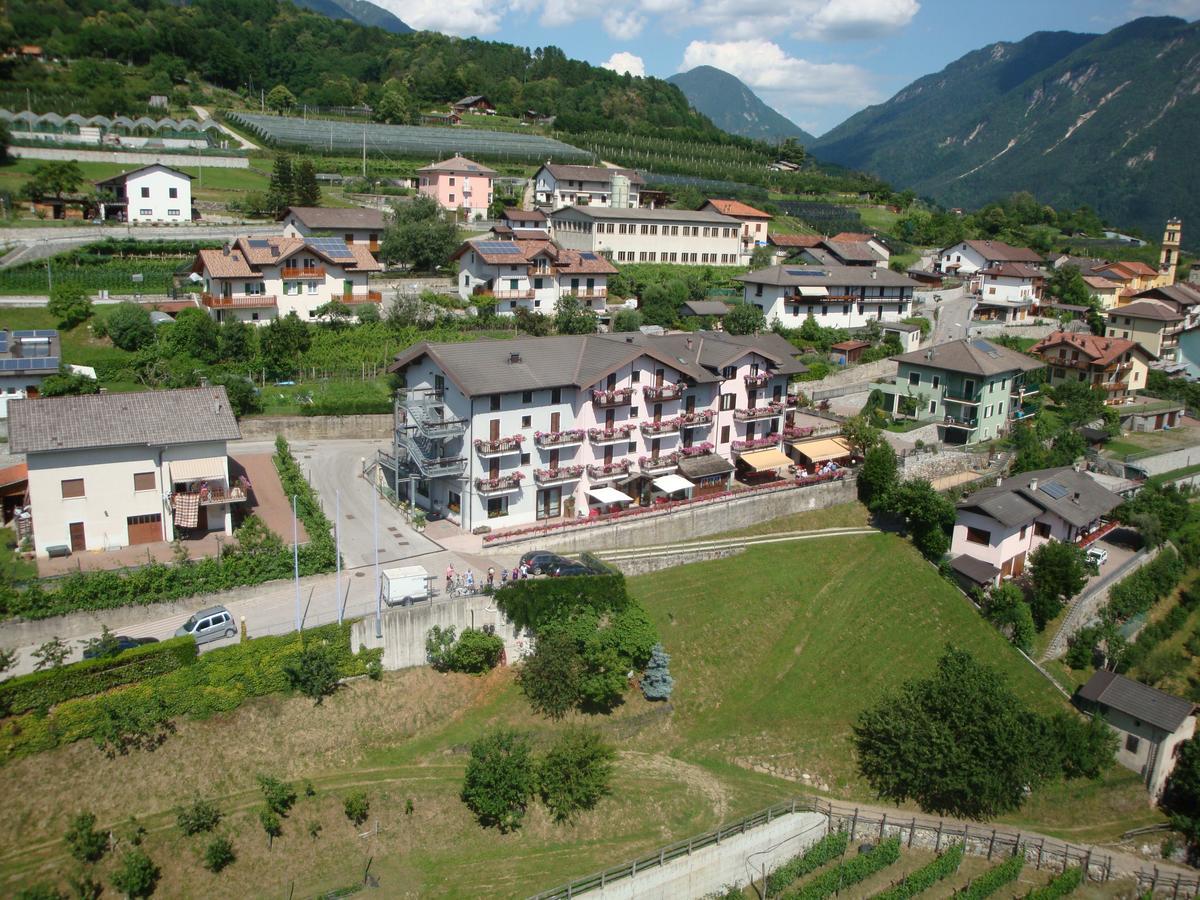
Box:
[651,0,918,41]
[601,51,647,77]
[376,0,507,35]
[807,0,920,40]
[604,9,647,39]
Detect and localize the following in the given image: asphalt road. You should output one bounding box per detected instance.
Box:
[927,285,975,345]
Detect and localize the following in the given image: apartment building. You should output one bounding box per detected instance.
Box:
[94,163,193,224]
[735,265,918,329]
[417,155,495,220]
[549,206,743,265]
[1105,301,1186,361]
[281,206,385,254]
[975,263,1045,322]
[532,164,643,209]
[700,199,772,263]
[192,235,381,323]
[453,238,617,316]
[1029,332,1152,404]
[383,331,806,532]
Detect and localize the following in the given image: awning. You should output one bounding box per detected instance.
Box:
[788,437,852,463]
[652,474,694,494]
[794,286,828,297]
[169,457,227,483]
[586,487,634,504]
[739,448,792,471]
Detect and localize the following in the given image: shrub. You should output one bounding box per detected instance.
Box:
[105,302,154,351]
[495,574,629,631]
[258,775,297,816]
[176,798,221,836]
[343,791,370,826]
[16,885,66,900]
[958,854,1024,899]
[203,836,235,873]
[110,848,159,899]
[449,629,505,673]
[259,808,282,841]
[766,829,849,894]
[1025,866,1083,899]
[283,640,341,703]
[47,284,93,329]
[538,728,615,822]
[461,728,535,832]
[426,625,456,670]
[641,643,674,701]
[1105,549,1187,623]
[64,811,108,864]
[875,843,963,899]
[791,837,901,900]
[518,629,583,719]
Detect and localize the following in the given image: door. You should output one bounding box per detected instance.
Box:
[490,419,500,441]
[685,395,696,414]
[537,487,561,520]
[489,459,500,480]
[550,412,560,431]
[1012,551,1026,577]
[197,504,208,531]
[653,403,662,423]
[655,368,664,387]
[127,514,162,545]
[1155,413,1165,430]
[343,280,353,300]
[605,410,614,429]
[69,522,86,552]
[606,373,616,390]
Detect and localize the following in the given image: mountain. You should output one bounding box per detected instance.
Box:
[810,16,1200,248]
[291,0,413,33]
[668,66,816,145]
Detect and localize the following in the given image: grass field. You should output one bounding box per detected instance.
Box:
[0,532,1166,897]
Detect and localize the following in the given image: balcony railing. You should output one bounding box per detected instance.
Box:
[588,423,636,444]
[475,472,524,494]
[349,290,383,304]
[942,390,981,405]
[1100,382,1130,392]
[639,451,680,474]
[643,383,684,402]
[281,265,325,279]
[942,415,978,430]
[396,430,467,478]
[474,435,524,457]
[679,442,714,458]
[731,435,781,453]
[586,460,632,481]
[592,387,635,407]
[477,289,535,300]
[534,465,584,485]
[640,418,680,437]
[732,402,784,422]
[561,288,607,299]
[400,391,467,440]
[198,486,248,506]
[743,372,772,388]
[534,429,585,449]
[202,293,277,309]
[680,409,715,428]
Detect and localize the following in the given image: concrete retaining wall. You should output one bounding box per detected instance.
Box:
[967,322,1057,340]
[10,146,250,168]
[236,414,392,442]
[1123,447,1200,477]
[351,595,525,671]
[608,547,745,576]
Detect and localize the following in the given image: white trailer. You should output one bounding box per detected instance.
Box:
[381,565,434,607]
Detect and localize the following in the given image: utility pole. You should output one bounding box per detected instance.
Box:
[293,494,301,631]
[373,484,381,638]
[361,123,367,179]
[335,489,342,625]
[46,257,52,296]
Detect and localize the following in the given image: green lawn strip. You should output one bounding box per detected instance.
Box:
[1146,462,1200,490]
[955,853,1024,900]
[873,842,963,899]
[712,501,871,538]
[786,836,901,899]
[995,768,1166,842]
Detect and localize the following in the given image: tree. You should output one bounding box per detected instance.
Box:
[211,376,262,418]
[283,640,340,703]
[449,629,505,673]
[293,158,321,207]
[110,848,159,899]
[266,153,294,216]
[203,836,235,873]
[858,442,898,508]
[538,728,616,822]
[257,775,297,816]
[374,79,411,124]
[80,624,121,660]
[218,319,256,362]
[14,886,66,900]
[343,791,370,826]
[0,647,16,675]
[612,308,643,332]
[841,414,881,456]
[380,196,459,272]
[1050,380,1109,430]
[26,161,84,200]
[750,244,775,269]
[356,303,381,323]
[518,629,583,718]
[853,647,1052,819]
[260,312,311,380]
[426,625,457,671]
[882,479,955,561]
[1163,738,1200,847]
[39,366,99,398]
[166,308,220,363]
[176,798,221,836]
[641,643,674,701]
[106,302,155,351]
[64,812,108,864]
[1028,541,1090,630]
[724,303,765,335]
[984,582,1035,654]
[460,729,536,831]
[258,808,282,843]
[47,285,94,330]
[32,636,69,671]
[554,294,597,335]
[265,84,296,113]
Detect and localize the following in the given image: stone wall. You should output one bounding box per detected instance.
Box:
[236,414,392,442]
[803,358,898,399]
[606,547,745,576]
[900,448,987,482]
[967,322,1057,340]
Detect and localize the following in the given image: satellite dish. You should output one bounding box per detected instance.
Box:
[188,272,203,283]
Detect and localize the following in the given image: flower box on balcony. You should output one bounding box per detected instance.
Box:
[679,442,714,458]
[680,410,714,427]
[591,387,635,407]
[642,383,684,402]
[534,465,584,484]
[733,402,785,422]
[474,434,524,456]
[783,426,814,440]
[640,417,681,437]
[587,460,632,479]
[743,371,773,388]
[475,472,525,493]
[731,435,782,452]
[534,429,586,448]
[638,452,680,471]
[588,424,636,443]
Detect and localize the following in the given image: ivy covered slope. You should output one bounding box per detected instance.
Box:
[810,16,1200,248]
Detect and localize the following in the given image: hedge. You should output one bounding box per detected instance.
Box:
[300,398,392,416]
[1120,584,1200,673]
[875,843,963,899]
[957,854,1024,899]
[766,829,849,894]
[1025,866,1082,899]
[0,637,197,717]
[495,574,629,631]
[1104,548,1187,623]
[787,837,901,900]
[0,622,379,760]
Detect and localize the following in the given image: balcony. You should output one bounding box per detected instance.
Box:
[743,371,772,388]
[475,472,524,495]
[679,442,714,458]
[475,288,535,300]
[588,423,636,445]
[591,387,635,407]
[731,435,781,453]
[534,429,585,449]
[639,451,680,474]
[562,287,607,300]
[1100,382,1130,392]
[640,417,680,437]
[942,415,978,431]
[680,409,715,429]
[534,465,584,485]
[201,293,277,309]
[348,290,383,304]
[586,459,632,481]
[281,265,326,279]
[643,383,685,402]
[474,435,524,458]
[400,392,467,441]
[198,485,249,506]
[942,390,981,406]
[732,402,784,422]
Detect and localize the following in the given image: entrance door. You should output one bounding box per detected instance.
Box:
[490,419,500,441]
[489,459,500,480]
[550,411,560,432]
[1155,413,1165,430]
[655,368,664,387]
[197,505,208,531]
[69,522,86,552]
[685,395,696,414]
[1011,551,1026,577]
[343,280,354,301]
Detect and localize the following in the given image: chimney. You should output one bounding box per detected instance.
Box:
[1029,478,1038,492]
[686,337,694,350]
[626,336,634,343]
[222,243,230,256]
[1073,491,1081,502]
[508,352,522,364]
[870,270,877,279]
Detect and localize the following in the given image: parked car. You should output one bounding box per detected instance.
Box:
[519,550,570,575]
[81,635,158,660]
[175,605,237,645]
[547,560,599,578]
[1086,546,1109,567]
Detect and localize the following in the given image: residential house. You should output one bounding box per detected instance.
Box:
[830,232,890,263]
[532,164,643,209]
[949,466,1122,588]
[1050,254,1109,275]
[680,300,731,319]
[383,331,806,532]
[192,235,381,323]
[549,206,743,265]
[1029,332,1152,404]
[451,95,495,115]
[767,234,823,263]
[881,322,923,353]
[8,387,245,557]
[453,238,617,316]
[802,239,888,269]
[735,265,918,330]
[975,263,1045,322]
[0,328,61,418]
[1105,301,1186,362]
[878,338,1043,444]
[417,155,495,220]
[94,163,193,224]
[489,208,550,241]
[1083,275,1123,310]
[281,206,385,254]
[700,200,772,263]
[934,240,1043,278]
[1099,260,1160,303]
[1077,670,1196,799]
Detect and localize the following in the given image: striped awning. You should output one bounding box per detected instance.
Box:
[169,457,227,483]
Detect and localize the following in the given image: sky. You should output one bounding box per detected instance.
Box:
[376,0,1200,136]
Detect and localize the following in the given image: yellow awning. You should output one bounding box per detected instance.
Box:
[169,457,227,483]
[788,436,851,463]
[739,448,792,471]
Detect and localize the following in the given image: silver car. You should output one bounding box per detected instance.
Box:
[175,605,237,645]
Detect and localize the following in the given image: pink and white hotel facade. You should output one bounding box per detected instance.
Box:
[383,332,806,532]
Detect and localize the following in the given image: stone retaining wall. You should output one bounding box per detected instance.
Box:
[236,414,392,441]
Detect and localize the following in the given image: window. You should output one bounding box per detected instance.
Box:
[449,194,455,203]
[1125,734,1140,754]
[284,281,299,296]
[490,395,501,412]
[551,388,562,404]
[167,209,180,217]
[720,425,730,443]
[932,375,940,389]
[928,400,936,414]
[720,393,735,410]
[487,497,508,518]
[521,452,531,465]
[307,281,318,295]
[1020,525,1028,540]
[449,177,456,186]
[168,187,178,199]
[139,209,152,216]
[521,415,532,428]
[61,478,85,498]
[722,366,736,379]
[140,186,150,198]
[631,371,640,383]
[908,372,920,386]
[965,526,991,545]
[1034,522,1052,538]
[522,390,533,404]
[133,472,156,492]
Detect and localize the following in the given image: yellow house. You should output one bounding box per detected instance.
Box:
[1030,331,1152,405]
[1083,275,1123,310]
[1106,300,1185,361]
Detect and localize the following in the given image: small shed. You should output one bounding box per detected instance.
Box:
[677,453,734,497]
[830,340,870,365]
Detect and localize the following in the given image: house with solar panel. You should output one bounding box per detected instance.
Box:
[0,329,62,418]
[453,238,617,316]
[735,264,919,330]
[417,155,495,220]
[191,235,382,323]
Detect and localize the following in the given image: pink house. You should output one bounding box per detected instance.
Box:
[417,155,496,221]
[949,467,1122,589]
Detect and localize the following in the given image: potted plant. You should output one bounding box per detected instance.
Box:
[411,509,427,531]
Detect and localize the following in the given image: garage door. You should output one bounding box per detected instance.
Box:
[127,513,162,545]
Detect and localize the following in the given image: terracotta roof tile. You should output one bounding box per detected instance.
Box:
[1030,331,1143,366]
[705,199,772,219]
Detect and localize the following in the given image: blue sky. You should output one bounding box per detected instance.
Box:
[378,0,1199,135]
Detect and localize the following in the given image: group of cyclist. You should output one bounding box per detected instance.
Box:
[443,562,535,596]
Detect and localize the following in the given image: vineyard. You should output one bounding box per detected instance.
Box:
[0,239,216,297]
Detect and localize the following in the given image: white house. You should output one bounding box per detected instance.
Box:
[700,200,772,263]
[0,328,61,418]
[8,387,245,557]
[975,263,1046,322]
[549,206,743,265]
[934,240,1044,277]
[95,163,194,224]
[193,235,381,323]
[281,206,386,254]
[453,238,617,316]
[532,164,643,209]
[735,264,918,330]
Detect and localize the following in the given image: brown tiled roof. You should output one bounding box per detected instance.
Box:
[959,240,1044,264]
[540,164,645,186]
[1083,275,1121,290]
[831,340,870,351]
[1109,300,1184,322]
[1030,332,1144,366]
[417,155,496,175]
[768,234,822,248]
[345,243,382,272]
[981,263,1044,279]
[284,206,385,230]
[1108,260,1158,277]
[502,208,547,223]
[830,232,875,243]
[238,236,306,265]
[555,249,617,275]
[0,462,26,488]
[704,199,771,219]
[197,247,256,279]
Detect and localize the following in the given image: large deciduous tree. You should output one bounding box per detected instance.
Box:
[460,728,535,832]
[1028,540,1090,629]
[380,195,459,272]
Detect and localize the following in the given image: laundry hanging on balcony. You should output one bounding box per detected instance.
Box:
[172,492,200,528]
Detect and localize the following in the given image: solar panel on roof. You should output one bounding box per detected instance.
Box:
[307,237,355,260]
[786,269,827,277]
[971,339,1000,357]
[247,239,270,247]
[1040,481,1070,499]
[475,242,522,255]
[12,329,56,338]
[579,252,598,261]
[0,357,57,371]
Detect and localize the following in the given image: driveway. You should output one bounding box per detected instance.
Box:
[926,285,974,345]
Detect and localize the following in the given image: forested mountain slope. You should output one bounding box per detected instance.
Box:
[668,66,816,144]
